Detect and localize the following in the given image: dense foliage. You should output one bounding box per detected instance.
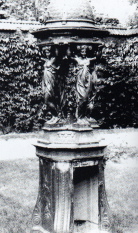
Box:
[3,0,49,21]
[93,37,138,128]
[0,32,46,133]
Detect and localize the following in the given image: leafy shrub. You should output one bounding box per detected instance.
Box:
[93,37,138,128]
[0,32,46,132]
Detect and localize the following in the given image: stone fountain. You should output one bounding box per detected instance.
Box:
[31,0,112,232]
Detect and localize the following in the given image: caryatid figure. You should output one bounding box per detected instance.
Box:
[42,46,59,124]
[73,45,99,123]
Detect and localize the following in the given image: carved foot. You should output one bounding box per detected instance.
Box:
[85,117,97,124]
[76,117,90,125]
[76,117,96,125]
[75,117,99,128]
[45,116,60,125]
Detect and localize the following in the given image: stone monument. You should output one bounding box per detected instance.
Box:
[31,0,112,232]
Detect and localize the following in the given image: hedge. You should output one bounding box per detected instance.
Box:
[0,32,46,133]
[94,37,138,128]
[0,32,137,132]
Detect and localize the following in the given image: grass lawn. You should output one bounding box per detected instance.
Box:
[106,158,138,233]
[0,129,138,233]
[0,158,39,233]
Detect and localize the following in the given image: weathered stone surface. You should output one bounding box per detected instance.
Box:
[47,0,93,21]
[35,0,94,23]
[32,134,111,233]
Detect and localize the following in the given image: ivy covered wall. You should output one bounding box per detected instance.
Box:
[94,36,138,128]
[0,32,45,133]
[0,32,137,133]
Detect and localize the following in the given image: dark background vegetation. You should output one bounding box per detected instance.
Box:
[0,33,47,132]
[93,37,138,128]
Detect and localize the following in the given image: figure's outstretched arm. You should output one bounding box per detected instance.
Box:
[89,56,96,61]
[41,58,47,62]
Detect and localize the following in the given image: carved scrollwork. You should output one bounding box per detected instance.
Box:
[42,174,52,221]
[32,195,42,226]
[101,213,111,232]
[32,159,54,232]
[33,213,41,226]
[98,160,112,232]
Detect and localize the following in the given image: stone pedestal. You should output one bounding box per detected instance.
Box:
[31,125,111,233]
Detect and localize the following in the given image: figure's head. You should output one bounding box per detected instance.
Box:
[77,45,93,58]
[77,45,88,58]
[43,46,51,57]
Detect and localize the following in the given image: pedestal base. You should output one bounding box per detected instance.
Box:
[31,126,112,233]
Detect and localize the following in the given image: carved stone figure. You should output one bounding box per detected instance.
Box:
[42,44,101,125]
[42,46,59,124]
[73,45,98,123]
